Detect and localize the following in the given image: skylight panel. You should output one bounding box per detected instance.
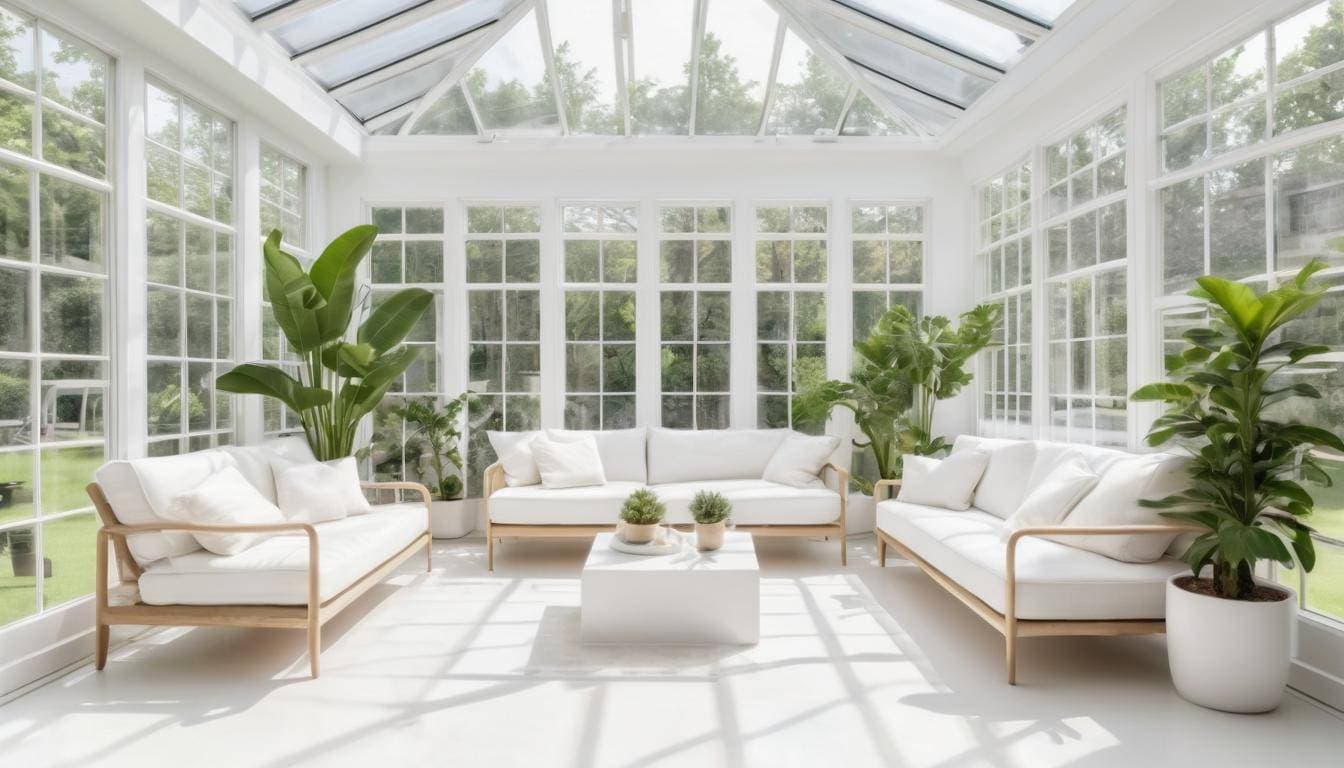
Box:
[629,0,695,135]
[841,91,913,136]
[304,0,508,88]
[342,54,466,123]
[694,0,778,135]
[852,65,956,134]
[798,3,993,108]
[236,0,285,14]
[269,0,424,55]
[411,85,477,135]
[994,0,1075,27]
[837,0,1030,69]
[465,9,560,134]
[548,0,622,134]
[763,28,848,136]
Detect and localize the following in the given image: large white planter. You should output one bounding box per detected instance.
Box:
[1166,574,1296,713]
[845,493,876,535]
[430,500,474,539]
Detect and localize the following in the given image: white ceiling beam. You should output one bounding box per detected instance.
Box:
[756,19,787,136]
[397,0,537,136]
[833,83,857,135]
[364,101,418,133]
[535,0,569,135]
[327,22,495,99]
[291,0,473,67]
[460,83,487,136]
[612,0,632,137]
[804,0,1003,81]
[686,0,708,136]
[937,0,1049,40]
[253,0,343,32]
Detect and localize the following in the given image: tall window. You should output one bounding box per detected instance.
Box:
[562,203,637,429]
[658,204,731,428]
[145,80,235,456]
[755,204,827,431]
[976,162,1033,438]
[0,5,110,626]
[465,205,541,494]
[1156,0,1344,622]
[259,145,307,436]
[1044,108,1128,446]
[851,202,925,342]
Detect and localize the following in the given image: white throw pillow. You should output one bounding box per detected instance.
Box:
[971,441,1038,519]
[1001,456,1098,540]
[270,456,369,524]
[487,430,542,487]
[1052,454,1191,563]
[530,434,607,489]
[646,427,789,484]
[162,466,286,555]
[897,451,991,510]
[546,428,647,483]
[762,433,841,488]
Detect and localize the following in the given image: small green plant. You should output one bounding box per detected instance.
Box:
[620,488,666,525]
[395,393,471,500]
[689,491,731,524]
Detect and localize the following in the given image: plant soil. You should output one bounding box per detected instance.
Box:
[1174,575,1289,603]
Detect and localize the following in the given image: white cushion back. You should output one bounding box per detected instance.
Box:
[1054,454,1191,562]
[95,450,239,564]
[546,428,647,483]
[221,445,280,503]
[647,428,788,484]
[897,451,991,510]
[970,441,1038,519]
[487,431,543,486]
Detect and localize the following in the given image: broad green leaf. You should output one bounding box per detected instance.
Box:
[1195,276,1260,333]
[358,288,434,354]
[311,225,378,344]
[216,363,330,412]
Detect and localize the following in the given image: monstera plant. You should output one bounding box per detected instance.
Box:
[217,227,432,461]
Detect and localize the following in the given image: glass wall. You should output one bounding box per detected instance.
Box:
[658,204,732,428]
[0,4,110,625]
[975,161,1033,438]
[258,144,307,437]
[755,204,828,431]
[851,202,925,341]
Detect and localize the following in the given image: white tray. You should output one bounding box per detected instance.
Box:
[608,527,687,556]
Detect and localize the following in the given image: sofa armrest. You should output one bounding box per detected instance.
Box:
[362,481,433,532]
[821,462,849,497]
[483,462,506,500]
[873,479,901,501]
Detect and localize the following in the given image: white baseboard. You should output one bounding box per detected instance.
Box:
[0,598,95,698]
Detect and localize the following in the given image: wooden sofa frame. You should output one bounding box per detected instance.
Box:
[873,479,1201,684]
[483,461,850,570]
[86,481,433,679]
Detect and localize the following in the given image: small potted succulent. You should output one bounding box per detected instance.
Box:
[619,489,665,544]
[689,490,731,551]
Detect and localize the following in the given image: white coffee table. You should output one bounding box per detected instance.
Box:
[580,531,760,645]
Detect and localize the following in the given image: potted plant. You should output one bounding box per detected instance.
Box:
[794,303,1000,516]
[1133,260,1342,713]
[618,489,665,544]
[217,227,434,460]
[689,490,731,551]
[373,393,473,538]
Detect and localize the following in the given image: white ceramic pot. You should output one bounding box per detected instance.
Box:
[1166,574,1297,713]
[845,493,876,535]
[695,521,726,551]
[430,500,474,539]
[620,522,658,544]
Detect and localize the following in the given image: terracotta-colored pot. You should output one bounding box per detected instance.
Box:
[620,522,659,544]
[696,521,726,551]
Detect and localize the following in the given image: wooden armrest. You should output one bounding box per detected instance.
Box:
[821,462,849,499]
[483,462,506,499]
[1007,524,1203,549]
[101,521,318,537]
[873,478,901,501]
[361,481,433,506]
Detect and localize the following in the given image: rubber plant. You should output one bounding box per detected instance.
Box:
[217,227,433,460]
[793,303,1000,491]
[1132,260,1343,599]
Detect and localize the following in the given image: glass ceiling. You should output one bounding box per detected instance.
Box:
[234,0,1078,139]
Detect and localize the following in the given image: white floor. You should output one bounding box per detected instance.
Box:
[2,535,1341,768]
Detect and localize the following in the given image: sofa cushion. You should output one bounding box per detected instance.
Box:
[137,503,427,606]
[762,433,839,488]
[969,441,1037,519]
[898,451,989,510]
[547,428,647,483]
[1002,455,1098,537]
[487,481,646,525]
[1053,454,1191,563]
[647,427,789,484]
[653,479,841,525]
[532,434,607,489]
[161,466,287,555]
[877,500,1186,620]
[487,430,543,486]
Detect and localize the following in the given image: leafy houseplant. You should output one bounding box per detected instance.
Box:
[619,488,666,544]
[390,394,471,502]
[1133,260,1342,712]
[689,490,731,551]
[217,227,433,461]
[793,303,1000,493]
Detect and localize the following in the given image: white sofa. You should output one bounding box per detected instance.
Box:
[484,427,850,569]
[87,437,432,678]
[874,435,1197,684]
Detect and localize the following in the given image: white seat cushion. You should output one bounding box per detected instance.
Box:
[487,481,646,525]
[876,499,1186,620]
[653,480,840,525]
[546,428,647,483]
[137,503,427,606]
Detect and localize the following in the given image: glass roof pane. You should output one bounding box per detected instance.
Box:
[842,91,913,136]
[270,0,425,55]
[341,52,469,122]
[694,0,778,135]
[236,0,285,15]
[304,0,510,88]
[798,3,993,108]
[370,114,410,135]
[411,85,477,135]
[852,65,956,133]
[629,0,694,135]
[837,0,1030,69]
[763,28,848,136]
[996,0,1075,27]
[465,9,560,134]
[548,0,622,134]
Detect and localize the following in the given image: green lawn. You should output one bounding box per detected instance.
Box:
[1274,460,1344,621]
[0,513,98,625]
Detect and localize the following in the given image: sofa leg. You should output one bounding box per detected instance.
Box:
[877,536,886,567]
[94,623,109,670]
[426,537,433,572]
[487,535,495,572]
[840,529,847,566]
[308,621,321,679]
[1005,628,1017,685]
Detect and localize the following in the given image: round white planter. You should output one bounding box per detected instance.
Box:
[429,500,474,539]
[845,493,876,535]
[1166,574,1297,713]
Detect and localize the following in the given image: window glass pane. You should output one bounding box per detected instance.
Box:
[548,0,622,134]
[693,0,776,135]
[840,0,1031,69]
[1276,135,1344,271]
[629,0,694,134]
[756,205,826,428]
[841,91,912,136]
[464,9,559,134]
[764,29,846,136]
